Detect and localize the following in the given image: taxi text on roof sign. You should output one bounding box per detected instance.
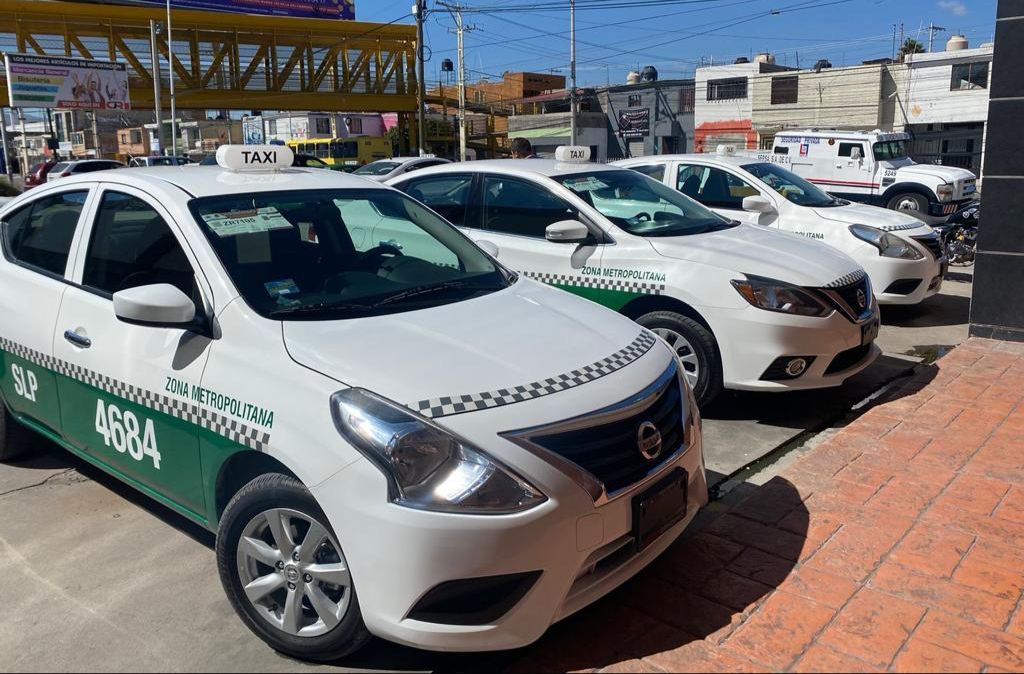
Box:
[216,144,294,171]
[555,146,592,163]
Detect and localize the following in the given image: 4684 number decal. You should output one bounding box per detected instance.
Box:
[94,400,162,469]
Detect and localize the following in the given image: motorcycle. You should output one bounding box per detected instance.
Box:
[935,201,979,266]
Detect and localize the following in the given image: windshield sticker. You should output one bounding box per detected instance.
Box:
[201,206,293,237]
[264,279,300,298]
[563,176,610,192]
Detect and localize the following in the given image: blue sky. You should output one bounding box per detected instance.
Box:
[358,0,998,88]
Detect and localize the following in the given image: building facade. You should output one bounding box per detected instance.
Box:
[600,78,695,159]
[117,126,151,159]
[901,41,993,175]
[694,59,794,152]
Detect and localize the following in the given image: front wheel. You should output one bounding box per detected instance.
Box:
[886,192,929,220]
[637,311,722,407]
[216,473,371,662]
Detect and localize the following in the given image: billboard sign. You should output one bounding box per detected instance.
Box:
[242,115,265,144]
[617,109,650,139]
[127,0,355,20]
[4,53,131,110]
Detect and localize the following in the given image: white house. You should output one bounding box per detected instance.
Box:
[694,57,794,152]
[901,38,993,176]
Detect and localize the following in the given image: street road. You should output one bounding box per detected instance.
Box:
[0,267,973,672]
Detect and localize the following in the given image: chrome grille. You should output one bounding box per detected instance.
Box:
[911,233,943,260]
[822,275,873,322]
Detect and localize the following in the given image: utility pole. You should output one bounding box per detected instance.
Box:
[414,0,427,156]
[150,20,164,155]
[570,0,577,146]
[927,23,946,52]
[17,108,27,179]
[456,7,467,162]
[166,0,178,157]
[0,108,12,183]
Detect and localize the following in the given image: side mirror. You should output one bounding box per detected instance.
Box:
[545,219,590,243]
[113,284,196,327]
[742,195,776,214]
[477,239,499,258]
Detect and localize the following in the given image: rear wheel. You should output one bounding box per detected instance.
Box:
[637,311,722,407]
[886,192,929,220]
[0,404,38,462]
[217,473,370,662]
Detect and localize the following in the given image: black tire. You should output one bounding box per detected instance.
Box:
[0,404,38,462]
[216,473,371,663]
[886,192,929,220]
[637,311,723,407]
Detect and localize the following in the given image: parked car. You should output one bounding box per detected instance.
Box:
[0,143,707,661]
[128,156,191,167]
[389,146,880,406]
[47,159,125,181]
[291,153,332,169]
[615,149,946,306]
[353,156,452,182]
[24,160,59,189]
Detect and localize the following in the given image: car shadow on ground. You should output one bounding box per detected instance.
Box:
[881,293,971,329]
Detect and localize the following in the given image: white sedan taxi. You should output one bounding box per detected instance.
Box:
[389,147,881,406]
[615,149,946,306]
[352,155,452,182]
[0,145,707,660]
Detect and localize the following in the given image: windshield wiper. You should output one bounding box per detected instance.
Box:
[371,279,499,308]
[267,300,372,319]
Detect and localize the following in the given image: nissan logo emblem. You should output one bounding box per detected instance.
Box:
[637,421,663,461]
[856,288,867,309]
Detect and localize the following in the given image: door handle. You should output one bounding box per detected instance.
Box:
[64,330,91,349]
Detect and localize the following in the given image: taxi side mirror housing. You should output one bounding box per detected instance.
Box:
[545,219,590,243]
[742,195,776,214]
[113,284,196,327]
[477,239,500,258]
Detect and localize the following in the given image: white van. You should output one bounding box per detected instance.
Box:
[761,130,976,223]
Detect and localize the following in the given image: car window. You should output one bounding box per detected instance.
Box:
[401,175,474,226]
[189,189,507,320]
[676,164,758,210]
[632,164,666,182]
[838,142,866,158]
[354,161,401,176]
[480,175,577,238]
[82,191,197,301]
[2,190,88,276]
[51,162,69,174]
[741,162,838,208]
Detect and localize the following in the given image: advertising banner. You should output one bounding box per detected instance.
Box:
[242,115,265,144]
[4,53,131,110]
[127,0,355,20]
[617,109,650,139]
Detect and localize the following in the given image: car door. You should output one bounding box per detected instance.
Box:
[53,185,210,516]
[675,163,778,228]
[0,189,92,435]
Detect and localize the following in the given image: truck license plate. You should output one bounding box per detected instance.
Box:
[632,468,688,551]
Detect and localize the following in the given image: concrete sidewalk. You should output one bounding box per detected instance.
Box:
[508,337,1024,673]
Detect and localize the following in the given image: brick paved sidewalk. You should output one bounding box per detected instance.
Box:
[508,337,1024,673]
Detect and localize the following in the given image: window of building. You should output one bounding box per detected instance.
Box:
[628,93,642,107]
[315,118,331,135]
[678,86,695,113]
[267,120,278,135]
[474,91,485,104]
[130,129,143,144]
[770,75,798,104]
[348,118,363,134]
[706,77,748,101]
[72,131,85,145]
[120,133,128,144]
[2,191,88,276]
[951,62,989,90]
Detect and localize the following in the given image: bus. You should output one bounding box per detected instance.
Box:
[286,136,392,171]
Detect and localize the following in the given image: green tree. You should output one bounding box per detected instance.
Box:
[900,38,926,61]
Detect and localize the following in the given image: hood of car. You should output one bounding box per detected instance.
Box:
[282,279,657,412]
[810,202,935,236]
[646,223,863,288]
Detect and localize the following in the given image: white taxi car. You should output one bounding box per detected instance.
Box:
[0,146,707,660]
[352,155,452,182]
[389,147,881,407]
[615,149,946,306]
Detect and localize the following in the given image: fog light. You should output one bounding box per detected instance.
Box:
[785,358,808,377]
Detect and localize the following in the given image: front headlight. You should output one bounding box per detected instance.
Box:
[848,224,924,260]
[730,275,832,317]
[331,389,546,514]
[936,183,953,200]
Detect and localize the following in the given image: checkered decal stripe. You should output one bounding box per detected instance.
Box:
[523,271,664,296]
[822,269,867,289]
[0,337,271,452]
[413,330,658,419]
[879,223,921,232]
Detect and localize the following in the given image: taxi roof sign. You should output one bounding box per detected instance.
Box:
[216,144,294,171]
[555,146,591,163]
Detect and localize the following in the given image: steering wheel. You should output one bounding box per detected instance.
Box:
[628,212,653,227]
[359,243,404,271]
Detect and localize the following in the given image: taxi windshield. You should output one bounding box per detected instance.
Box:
[555,170,734,237]
[190,189,509,320]
[741,162,840,207]
[354,161,401,176]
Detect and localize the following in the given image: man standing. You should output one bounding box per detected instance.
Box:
[510,137,538,159]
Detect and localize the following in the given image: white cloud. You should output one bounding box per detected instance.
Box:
[939,0,968,16]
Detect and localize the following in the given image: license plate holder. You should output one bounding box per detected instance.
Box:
[861,317,880,345]
[632,468,688,551]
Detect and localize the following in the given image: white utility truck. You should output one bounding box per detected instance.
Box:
[760,130,977,224]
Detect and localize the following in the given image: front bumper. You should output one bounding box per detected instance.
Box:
[707,302,881,392]
[862,254,944,305]
[311,427,707,652]
[929,197,975,220]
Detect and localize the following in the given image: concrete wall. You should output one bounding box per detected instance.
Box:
[903,45,993,126]
[695,63,786,151]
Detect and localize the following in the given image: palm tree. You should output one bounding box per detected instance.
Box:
[900,38,926,61]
